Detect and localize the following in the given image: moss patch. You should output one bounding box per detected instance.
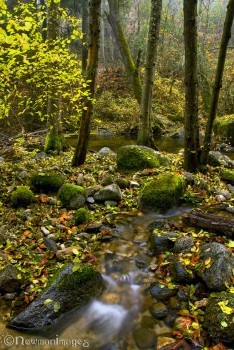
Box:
[58,183,85,209]
[30,172,64,194]
[117,145,168,173]
[219,168,234,185]
[44,134,64,154]
[74,208,90,225]
[139,173,186,212]
[11,186,35,208]
[214,114,234,146]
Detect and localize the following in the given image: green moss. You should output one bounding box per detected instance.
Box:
[139,173,186,212]
[44,134,64,154]
[205,292,234,344]
[57,264,96,292]
[117,145,162,172]
[58,183,85,208]
[74,208,90,225]
[214,114,234,145]
[30,172,64,194]
[11,186,35,207]
[219,168,234,185]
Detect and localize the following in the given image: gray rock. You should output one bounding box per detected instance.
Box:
[216,191,231,200]
[9,264,103,331]
[169,127,185,139]
[150,282,177,301]
[226,206,234,214]
[96,147,116,159]
[173,236,194,253]
[105,200,118,207]
[133,327,157,349]
[115,177,130,189]
[0,156,4,162]
[87,196,95,204]
[135,255,150,269]
[197,242,234,290]
[227,184,234,193]
[18,170,29,179]
[0,264,23,293]
[44,237,58,253]
[169,258,195,284]
[3,293,17,300]
[208,151,234,168]
[49,197,57,205]
[149,232,179,255]
[34,152,47,160]
[150,302,168,319]
[101,174,113,186]
[94,184,122,202]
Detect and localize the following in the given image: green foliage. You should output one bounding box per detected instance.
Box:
[139,173,186,212]
[11,186,35,207]
[58,183,85,207]
[73,208,90,225]
[0,2,88,129]
[219,168,234,185]
[214,115,234,145]
[56,263,96,291]
[30,172,64,193]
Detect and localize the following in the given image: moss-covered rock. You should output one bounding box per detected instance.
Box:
[11,186,35,207]
[205,292,234,345]
[139,173,186,212]
[73,208,90,225]
[220,168,234,185]
[30,172,64,194]
[9,263,103,331]
[214,114,234,146]
[44,134,64,154]
[58,184,86,209]
[116,145,169,172]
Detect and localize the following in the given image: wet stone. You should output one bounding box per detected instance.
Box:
[135,255,150,269]
[3,293,17,300]
[150,302,168,320]
[173,236,194,253]
[150,282,177,301]
[133,327,157,349]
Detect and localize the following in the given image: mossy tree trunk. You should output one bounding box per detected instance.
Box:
[72,0,101,167]
[200,0,234,166]
[137,0,162,148]
[44,0,63,154]
[183,0,200,172]
[106,0,142,105]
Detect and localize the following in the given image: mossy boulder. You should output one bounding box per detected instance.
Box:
[11,186,35,207]
[74,208,90,225]
[139,173,186,212]
[30,172,64,194]
[116,145,169,172]
[44,134,64,154]
[220,168,234,185]
[214,114,234,146]
[58,184,86,209]
[205,292,234,345]
[9,263,103,331]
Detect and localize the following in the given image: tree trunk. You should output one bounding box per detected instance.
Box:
[183,211,234,238]
[137,0,162,148]
[72,0,101,167]
[44,0,63,154]
[183,0,200,172]
[106,0,142,104]
[200,0,234,166]
[81,0,89,72]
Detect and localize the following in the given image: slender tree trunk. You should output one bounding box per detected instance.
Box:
[137,0,162,147]
[44,0,63,154]
[183,0,200,172]
[106,0,142,104]
[200,0,234,166]
[81,0,88,72]
[72,0,101,167]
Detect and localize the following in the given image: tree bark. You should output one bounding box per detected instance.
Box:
[137,0,162,148]
[81,0,88,72]
[72,0,101,167]
[200,0,234,166]
[183,0,200,172]
[106,0,142,104]
[44,0,63,154]
[183,211,234,237]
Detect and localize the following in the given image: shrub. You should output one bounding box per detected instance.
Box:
[30,172,64,193]
[11,186,35,207]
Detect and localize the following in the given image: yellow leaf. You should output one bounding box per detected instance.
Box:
[218,301,234,315]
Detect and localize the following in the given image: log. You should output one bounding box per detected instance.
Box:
[183,210,234,237]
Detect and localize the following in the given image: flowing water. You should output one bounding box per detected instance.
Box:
[0,207,192,350]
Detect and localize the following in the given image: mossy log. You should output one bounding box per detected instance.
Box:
[183,210,234,237]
